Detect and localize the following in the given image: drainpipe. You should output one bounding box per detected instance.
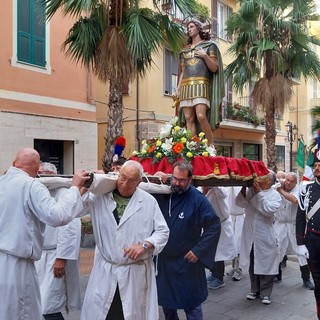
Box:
[136,75,141,151]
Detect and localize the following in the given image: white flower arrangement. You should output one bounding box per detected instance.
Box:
[132,117,216,162]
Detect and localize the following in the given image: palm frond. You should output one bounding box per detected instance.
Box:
[174,0,198,17]
[226,0,320,88]
[124,7,163,74]
[156,14,185,53]
[225,54,259,94]
[45,0,99,20]
[62,10,104,67]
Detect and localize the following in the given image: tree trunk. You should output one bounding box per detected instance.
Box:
[264,50,277,172]
[264,98,277,172]
[102,77,124,172]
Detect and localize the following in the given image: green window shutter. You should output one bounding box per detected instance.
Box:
[17,0,31,63]
[32,0,46,66]
[17,32,31,62]
[33,36,45,66]
[17,0,46,67]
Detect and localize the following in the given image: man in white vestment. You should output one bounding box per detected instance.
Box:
[236,170,281,305]
[227,186,245,281]
[204,186,237,289]
[79,160,169,320]
[274,172,314,289]
[0,148,89,320]
[35,162,82,320]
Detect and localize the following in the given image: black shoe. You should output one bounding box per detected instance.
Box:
[303,279,315,290]
[280,256,287,268]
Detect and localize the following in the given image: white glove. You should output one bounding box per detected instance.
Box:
[297,245,309,259]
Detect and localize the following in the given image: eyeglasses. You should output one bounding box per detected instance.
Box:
[171,176,189,184]
[119,173,139,185]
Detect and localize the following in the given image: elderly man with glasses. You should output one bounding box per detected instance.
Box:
[79,160,169,320]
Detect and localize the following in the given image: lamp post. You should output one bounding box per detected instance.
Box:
[285,121,298,172]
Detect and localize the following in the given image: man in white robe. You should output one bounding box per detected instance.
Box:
[79,160,169,320]
[204,187,237,289]
[35,162,82,319]
[236,170,281,305]
[274,172,314,289]
[227,186,245,281]
[0,148,89,320]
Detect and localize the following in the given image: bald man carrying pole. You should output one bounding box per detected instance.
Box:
[0,148,90,320]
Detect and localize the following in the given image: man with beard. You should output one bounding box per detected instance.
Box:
[152,160,221,320]
[297,150,320,319]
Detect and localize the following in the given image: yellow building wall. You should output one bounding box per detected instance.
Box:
[1,1,97,171]
[95,0,306,172]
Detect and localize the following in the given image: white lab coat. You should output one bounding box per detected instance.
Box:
[236,187,281,275]
[274,185,306,265]
[80,187,169,320]
[35,188,81,314]
[228,186,245,254]
[206,187,237,261]
[0,167,83,320]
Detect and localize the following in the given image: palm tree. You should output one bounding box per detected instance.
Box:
[225,0,320,171]
[45,0,203,171]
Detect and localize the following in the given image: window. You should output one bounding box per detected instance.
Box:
[161,0,173,12]
[243,143,260,160]
[164,49,179,95]
[215,144,232,157]
[34,139,74,174]
[276,145,285,171]
[35,139,64,173]
[17,0,46,67]
[161,0,184,21]
[217,2,233,41]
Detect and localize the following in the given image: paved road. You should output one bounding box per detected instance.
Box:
[63,251,318,320]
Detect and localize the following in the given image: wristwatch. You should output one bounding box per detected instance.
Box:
[142,242,149,251]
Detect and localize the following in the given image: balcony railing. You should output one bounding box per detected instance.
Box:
[222,101,282,130]
[222,103,263,127]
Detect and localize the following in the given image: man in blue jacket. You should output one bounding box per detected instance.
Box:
[153,160,221,320]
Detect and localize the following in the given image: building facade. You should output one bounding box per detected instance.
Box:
[0,0,97,174]
[96,0,298,173]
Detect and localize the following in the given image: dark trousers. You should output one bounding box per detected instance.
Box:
[163,305,203,320]
[106,285,125,320]
[278,261,311,282]
[306,231,320,318]
[277,262,282,280]
[300,264,311,280]
[43,313,64,320]
[211,260,225,281]
[249,247,274,297]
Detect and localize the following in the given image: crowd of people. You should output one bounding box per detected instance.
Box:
[1,147,320,320]
[1,17,320,320]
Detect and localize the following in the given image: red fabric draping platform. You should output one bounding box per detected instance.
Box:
[130,156,269,181]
